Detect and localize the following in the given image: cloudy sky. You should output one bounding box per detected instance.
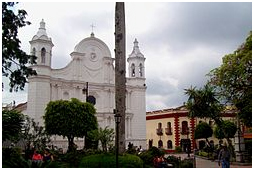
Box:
[2,2,252,111]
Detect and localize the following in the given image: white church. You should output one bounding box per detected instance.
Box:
[21,19,147,151]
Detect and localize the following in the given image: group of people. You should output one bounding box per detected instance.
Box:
[153,155,167,168]
[32,148,54,163]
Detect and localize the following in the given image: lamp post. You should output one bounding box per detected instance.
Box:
[114,109,121,168]
[82,82,88,149]
[82,82,89,102]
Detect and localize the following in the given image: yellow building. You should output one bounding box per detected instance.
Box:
[146,106,236,153]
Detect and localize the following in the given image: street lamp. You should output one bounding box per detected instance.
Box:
[82,82,89,102]
[114,109,121,168]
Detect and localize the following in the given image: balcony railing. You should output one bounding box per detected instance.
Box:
[165,128,172,135]
[156,128,163,136]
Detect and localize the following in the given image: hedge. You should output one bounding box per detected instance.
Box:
[79,153,143,168]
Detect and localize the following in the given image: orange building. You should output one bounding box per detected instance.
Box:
[146,106,237,153]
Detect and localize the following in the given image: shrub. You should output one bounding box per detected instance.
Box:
[119,154,143,168]
[198,151,208,157]
[138,151,154,167]
[166,155,181,168]
[59,150,86,167]
[175,146,182,153]
[138,146,166,167]
[180,159,194,168]
[2,147,27,168]
[79,153,143,168]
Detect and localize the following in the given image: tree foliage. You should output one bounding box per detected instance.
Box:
[214,120,237,140]
[2,2,37,92]
[194,122,213,139]
[208,32,252,126]
[194,122,213,147]
[44,98,98,152]
[88,126,114,152]
[185,84,223,125]
[21,115,51,152]
[2,109,24,142]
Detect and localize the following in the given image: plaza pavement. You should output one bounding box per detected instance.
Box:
[166,153,252,168]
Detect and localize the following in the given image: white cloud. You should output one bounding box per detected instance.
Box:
[2,2,252,112]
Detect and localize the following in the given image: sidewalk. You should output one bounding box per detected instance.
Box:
[166,153,252,168]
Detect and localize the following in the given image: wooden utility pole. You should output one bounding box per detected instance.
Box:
[115,2,126,154]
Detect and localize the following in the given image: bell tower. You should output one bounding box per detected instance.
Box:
[127,38,146,79]
[27,19,53,125]
[29,19,54,72]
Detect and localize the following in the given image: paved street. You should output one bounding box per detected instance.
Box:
[167,153,252,168]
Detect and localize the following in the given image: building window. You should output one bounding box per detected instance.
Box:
[157,122,163,136]
[139,63,143,77]
[131,63,135,77]
[181,121,189,135]
[41,47,46,64]
[166,122,172,135]
[158,140,163,148]
[167,140,173,149]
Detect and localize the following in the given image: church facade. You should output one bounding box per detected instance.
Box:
[25,19,147,151]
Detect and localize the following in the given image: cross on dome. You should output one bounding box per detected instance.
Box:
[90,23,95,37]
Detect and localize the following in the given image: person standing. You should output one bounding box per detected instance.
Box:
[218,144,230,168]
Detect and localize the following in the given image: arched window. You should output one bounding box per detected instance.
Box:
[32,48,36,56]
[41,47,46,63]
[167,140,172,149]
[167,122,171,128]
[158,140,163,148]
[157,122,163,135]
[181,121,188,134]
[131,63,135,77]
[139,63,143,77]
[166,122,172,135]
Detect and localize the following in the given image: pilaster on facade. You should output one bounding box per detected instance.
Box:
[190,118,196,150]
[174,116,180,147]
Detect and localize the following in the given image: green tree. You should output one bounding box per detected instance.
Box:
[194,122,213,147]
[208,32,252,126]
[2,109,24,142]
[88,126,115,152]
[185,85,235,145]
[44,98,98,152]
[185,84,223,125]
[214,120,237,140]
[2,2,37,92]
[21,115,51,156]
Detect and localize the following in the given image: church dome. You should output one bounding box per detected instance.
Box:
[73,33,111,58]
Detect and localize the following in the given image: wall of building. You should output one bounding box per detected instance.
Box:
[146,107,237,153]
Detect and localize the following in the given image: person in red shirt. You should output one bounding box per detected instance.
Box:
[32,149,43,163]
